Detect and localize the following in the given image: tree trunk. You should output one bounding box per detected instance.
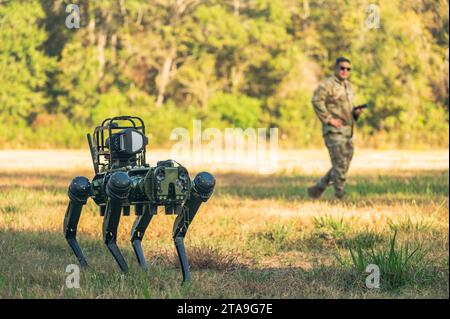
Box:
[120,0,128,27]
[234,0,240,16]
[88,19,96,45]
[156,47,176,108]
[97,30,106,92]
[111,33,117,65]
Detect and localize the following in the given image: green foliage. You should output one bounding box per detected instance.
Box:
[208,93,262,128]
[91,90,130,125]
[313,214,350,240]
[141,102,200,148]
[337,230,429,289]
[0,0,448,149]
[56,40,101,122]
[0,1,56,120]
[388,216,435,234]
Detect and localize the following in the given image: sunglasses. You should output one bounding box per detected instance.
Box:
[340,67,351,72]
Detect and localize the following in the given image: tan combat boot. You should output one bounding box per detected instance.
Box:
[307,185,325,199]
[334,190,346,200]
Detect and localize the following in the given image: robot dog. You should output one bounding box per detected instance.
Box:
[63,116,215,284]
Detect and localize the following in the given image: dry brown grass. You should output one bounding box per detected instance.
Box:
[0,150,448,298]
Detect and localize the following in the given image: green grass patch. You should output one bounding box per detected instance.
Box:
[336,230,431,290]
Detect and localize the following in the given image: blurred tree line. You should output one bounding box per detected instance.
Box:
[0,0,448,148]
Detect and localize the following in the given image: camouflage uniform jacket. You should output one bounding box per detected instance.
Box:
[311,76,356,137]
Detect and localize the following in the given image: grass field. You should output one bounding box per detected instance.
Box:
[0,150,448,298]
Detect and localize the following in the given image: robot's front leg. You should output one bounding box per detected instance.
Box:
[63,176,91,267]
[173,172,216,284]
[130,204,156,270]
[103,172,131,273]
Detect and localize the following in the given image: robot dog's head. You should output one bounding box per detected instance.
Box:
[106,128,148,160]
[88,116,149,172]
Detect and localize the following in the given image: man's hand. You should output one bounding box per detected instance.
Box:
[329,118,343,128]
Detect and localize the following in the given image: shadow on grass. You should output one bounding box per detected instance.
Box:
[0,228,249,298]
[0,228,246,272]
[0,170,89,193]
[0,228,447,298]
[222,262,448,298]
[1,169,448,201]
[215,170,449,201]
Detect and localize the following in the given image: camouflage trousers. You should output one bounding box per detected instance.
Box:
[316,134,354,194]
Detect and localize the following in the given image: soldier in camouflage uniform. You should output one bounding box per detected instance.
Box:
[308,57,364,199]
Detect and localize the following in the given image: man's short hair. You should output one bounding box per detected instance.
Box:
[335,57,351,66]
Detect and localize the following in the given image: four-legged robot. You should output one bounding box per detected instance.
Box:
[63,116,215,284]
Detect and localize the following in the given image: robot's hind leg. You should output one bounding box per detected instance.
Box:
[64,176,91,267]
[172,172,216,285]
[103,172,131,273]
[130,204,156,270]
